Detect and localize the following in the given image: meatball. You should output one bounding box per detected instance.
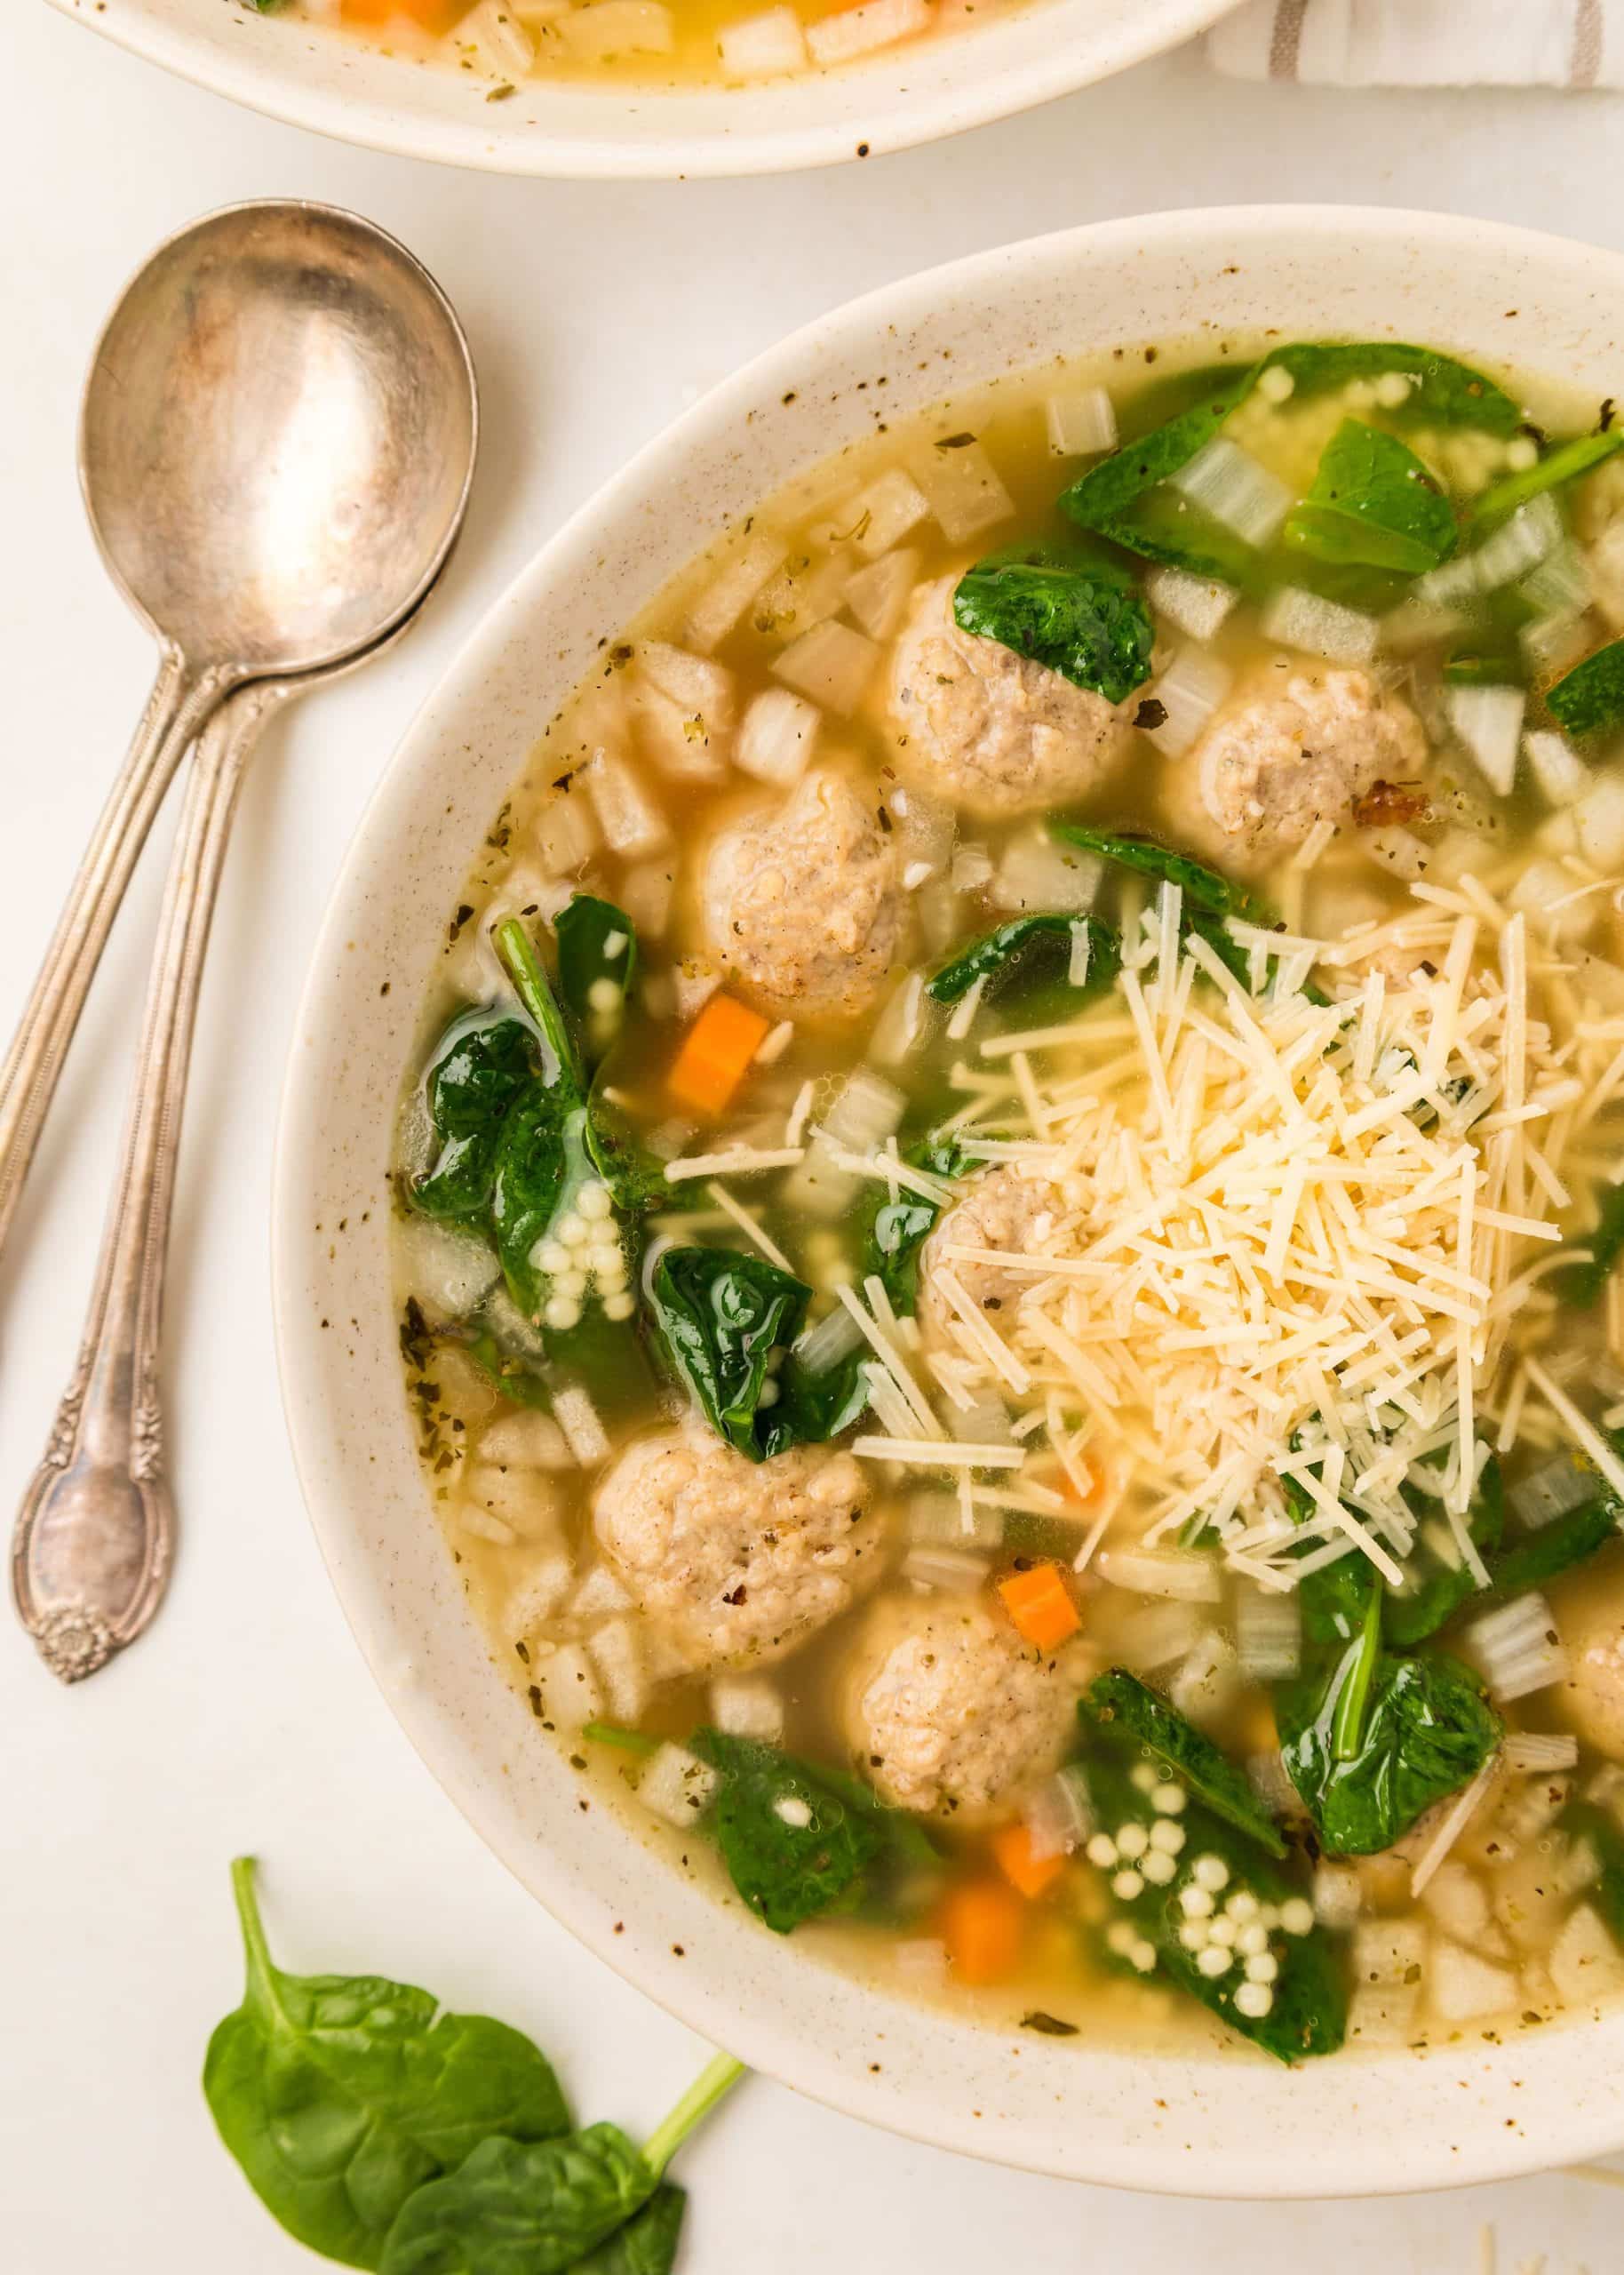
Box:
[844,1595,1085,1816]
[703,770,899,1018]
[1166,666,1429,875]
[886,574,1130,818]
[593,1425,880,1672]
[917,1166,1073,1345]
[1553,1563,1624,1762]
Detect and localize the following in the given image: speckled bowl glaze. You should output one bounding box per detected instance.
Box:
[275,209,1624,2194]
[44,0,1238,178]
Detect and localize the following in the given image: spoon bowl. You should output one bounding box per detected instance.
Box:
[80,200,476,675]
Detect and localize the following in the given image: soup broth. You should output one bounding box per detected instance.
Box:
[394,332,1624,2063]
[249,0,1003,92]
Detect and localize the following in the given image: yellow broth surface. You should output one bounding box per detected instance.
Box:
[394,333,1624,2061]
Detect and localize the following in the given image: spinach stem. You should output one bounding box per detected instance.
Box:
[582,1720,661,1757]
[1332,1581,1384,1763]
[494,916,577,1084]
[640,2050,747,2179]
[229,1855,274,1983]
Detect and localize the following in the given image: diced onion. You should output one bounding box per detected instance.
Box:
[805,0,929,61]
[582,751,670,855]
[1510,855,1598,946]
[823,1067,906,1152]
[716,4,808,76]
[990,829,1101,914]
[1503,1731,1580,1773]
[446,0,536,72]
[1509,1452,1598,1529]
[1445,683,1525,797]
[901,1545,990,1593]
[1261,586,1379,667]
[1524,728,1588,808]
[1519,539,1593,621]
[398,1218,501,1322]
[1576,775,1624,868]
[639,1743,720,1826]
[1046,387,1118,459]
[1312,1862,1362,1931]
[684,529,786,651]
[552,1386,610,1467]
[1467,1592,1569,1701]
[1417,493,1562,603]
[912,438,1015,544]
[792,1302,865,1376]
[555,0,674,56]
[1023,1765,1095,1860]
[535,1643,601,1730]
[1429,1940,1516,2024]
[637,640,735,722]
[1170,437,1292,547]
[587,1618,646,1723]
[773,619,880,714]
[1142,648,1232,757]
[710,1675,784,1741]
[1096,1548,1222,1602]
[1550,1904,1624,2004]
[850,467,931,557]
[1233,1582,1302,1680]
[1146,564,1238,643]
[736,687,821,785]
[846,547,921,641]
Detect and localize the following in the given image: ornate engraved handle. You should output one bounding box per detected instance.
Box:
[0,650,231,1273]
[11,683,282,1681]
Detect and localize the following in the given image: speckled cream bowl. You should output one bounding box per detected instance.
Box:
[45,0,1237,178]
[275,209,1624,2194]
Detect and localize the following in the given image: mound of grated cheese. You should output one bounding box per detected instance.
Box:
[919,871,1624,1595]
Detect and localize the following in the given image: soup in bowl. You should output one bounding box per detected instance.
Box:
[276,210,1624,2191]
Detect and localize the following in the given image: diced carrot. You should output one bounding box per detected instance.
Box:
[936,1878,1025,1985]
[998,1561,1081,1651]
[667,993,771,1117]
[991,1821,1064,1901]
[346,0,446,22]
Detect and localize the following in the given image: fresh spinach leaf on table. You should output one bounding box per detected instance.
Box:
[203,1859,569,2271]
[1284,420,1459,576]
[952,554,1154,705]
[569,2186,687,2275]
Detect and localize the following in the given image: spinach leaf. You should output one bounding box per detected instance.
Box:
[555,897,638,1063]
[925,913,1121,1009]
[688,1730,935,1934]
[414,1012,545,1224]
[1443,651,1523,687]
[1077,1728,1345,2062]
[380,2128,649,2275]
[569,2187,685,2275]
[1472,428,1624,528]
[860,1132,970,1316]
[1548,638,1624,740]
[1047,822,1258,920]
[771,1336,872,1447]
[648,1247,809,1462]
[378,2053,744,2275]
[490,1090,580,1317]
[1285,420,1458,576]
[952,556,1154,705]
[203,1860,569,2271]
[1564,1804,1624,1944]
[495,916,580,1085]
[1082,1671,1287,1856]
[1276,1651,1501,1856]
[1061,341,1519,576]
[1487,1491,1620,1599]
[1554,1176,1624,1307]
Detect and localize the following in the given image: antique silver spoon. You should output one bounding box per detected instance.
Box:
[0,198,476,1273]
[8,203,477,1681]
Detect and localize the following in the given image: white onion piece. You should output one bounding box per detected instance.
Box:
[716,5,808,76]
[792,1301,864,1376]
[1468,1592,1569,1702]
[1576,775,1624,868]
[1170,437,1292,547]
[736,687,821,785]
[1518,537,1593,620]
[990,828,1101,914]
[587,1619,646,1723]
[823,1067,906,1152]
[1510,855,1597,945]
[1146,563,1238,643]
[684,529,786,651]
[849,467,931,558]
[639,1744,720,1826]
[1550,1904,1624,2004]
[1142,647,1232,758]
[711,1675,784,1741]
[908,1492,1002,1550]
[555,0,673,55]
[1509,1452,1597,1529]
[1233,1582,1302,1679]
[1429,1941,1516,2024]
[1445,683,1525,797]
[1524,728,1589,808]
[772,619,880,714]
[1503,1731,1580,1774]
[536,1643,602,1730]
[1312,1862,1362,1931]
[1418,493,1563,603]
[552,1386,610,1468]
[1096,1548,1222,1602]
[1023,1765,1095,1861]
[912,438,1015,544]
[1261,586,1379,667]
[1046,387,1118,459]
[845,547,921,641]
[637,641,735,722]
[902,1545,990,1594]
[806,0,928,60]
[397,1218,500,1323]
[447,0,536,72]
[583,752,669,855]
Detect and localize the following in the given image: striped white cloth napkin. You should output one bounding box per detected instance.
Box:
[1207,0,1624,87]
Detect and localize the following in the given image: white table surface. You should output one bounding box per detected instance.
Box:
[7,7,1624,2268]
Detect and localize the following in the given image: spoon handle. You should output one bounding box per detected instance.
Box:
[0,650,232,1276]
[10,682,283,1682]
